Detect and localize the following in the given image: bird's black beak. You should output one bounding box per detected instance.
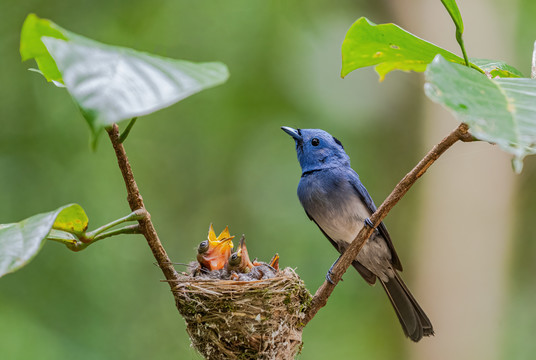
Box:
[281,126,303,142]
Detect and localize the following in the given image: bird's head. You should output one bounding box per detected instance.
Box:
[226,236,254,273]
[281,127,349,173]
[196,224,235,271]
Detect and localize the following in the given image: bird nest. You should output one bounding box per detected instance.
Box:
[172,267,312,360]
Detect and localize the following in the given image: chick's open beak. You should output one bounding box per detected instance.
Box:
[198,236,234,271]
[209,237,234,269]
[269,253,279,270]
[238,237,254,271]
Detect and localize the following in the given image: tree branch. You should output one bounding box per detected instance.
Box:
[106,124,179,285]
[301,123,472,326]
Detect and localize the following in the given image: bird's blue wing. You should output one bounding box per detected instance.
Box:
[346,170,403,271]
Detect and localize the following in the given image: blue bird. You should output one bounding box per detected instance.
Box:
[281,126,433,342]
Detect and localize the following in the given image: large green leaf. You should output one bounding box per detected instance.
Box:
[0,204,87,277]
[341,17,467,80]
[42,37,229,140]
[20,14,230,146]
[425,55,536,172]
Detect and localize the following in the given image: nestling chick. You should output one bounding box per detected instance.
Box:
[196,224,234,271]
[227,237,278,280]
[226,235,254,274]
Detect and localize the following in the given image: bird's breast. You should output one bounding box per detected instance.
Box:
[298,172,370,245]
[297,170,395,281]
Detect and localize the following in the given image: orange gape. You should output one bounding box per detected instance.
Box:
[268,254,279,270]
[197,224,235,271]
[200,239,233,270]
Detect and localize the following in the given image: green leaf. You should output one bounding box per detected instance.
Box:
[425,55,536,172]
[440,0,464,33]
[20,13,68,82]
[341,17,466,80]
[440,0,469,66]
[470,58,525,78]
[20,13,114,84]
[41,37,229,143]
[0,204,87,277]
[20,14,230,147]
[47,229,78,242]
[52,203,88,236]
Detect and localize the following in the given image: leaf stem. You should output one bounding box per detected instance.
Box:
[440,0,470,67]
[119,117,138,143]
[92,224,141,242]
[48,223,142,251]
[301,123,473,326]
[456,32,470,67]
[84,209,147,241]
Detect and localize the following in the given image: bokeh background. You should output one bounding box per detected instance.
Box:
[1,0,535,359]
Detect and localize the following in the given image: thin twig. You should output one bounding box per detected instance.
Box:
[106,124,179,286]
[92,224,142,242]
[84,209,146,241]
[301,123,472,326]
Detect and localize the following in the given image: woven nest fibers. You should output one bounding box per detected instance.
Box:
[172,268,312,360]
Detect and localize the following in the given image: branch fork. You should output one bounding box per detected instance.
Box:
[106,124,180,286]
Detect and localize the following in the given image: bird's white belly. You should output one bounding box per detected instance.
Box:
[309,190,394,281]
[315,196,369,245]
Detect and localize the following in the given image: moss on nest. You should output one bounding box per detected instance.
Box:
[173,268,312,360]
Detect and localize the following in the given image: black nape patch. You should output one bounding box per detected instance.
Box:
[333,136,344,149]
[297,129,302,136]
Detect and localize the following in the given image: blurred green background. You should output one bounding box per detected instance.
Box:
[1,0,535,359]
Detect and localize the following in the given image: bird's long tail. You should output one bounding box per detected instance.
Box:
[379,272,434,342]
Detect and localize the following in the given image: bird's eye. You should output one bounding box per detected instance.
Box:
[229,253,241,266]
[198,240,209,253]
[311,138,320,146]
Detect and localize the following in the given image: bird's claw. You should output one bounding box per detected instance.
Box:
[326,255,342,285]
[365,218,374,228]
[325,270,335,285]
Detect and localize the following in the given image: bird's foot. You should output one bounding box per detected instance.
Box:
[326,270,335,284]
[365,218,374,228]
[325,255,342,285]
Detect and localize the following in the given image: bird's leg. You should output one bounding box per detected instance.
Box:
[364,217,374,228]
[326,255,342,284]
